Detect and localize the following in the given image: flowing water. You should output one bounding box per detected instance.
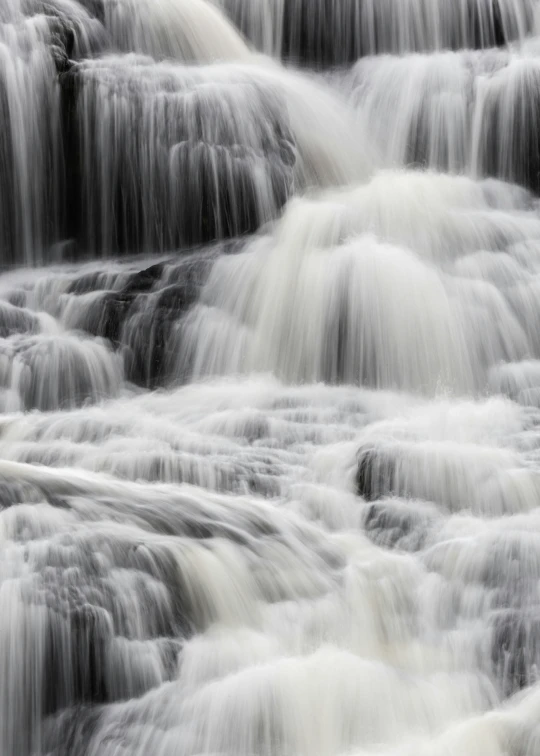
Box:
[3,1,540,755]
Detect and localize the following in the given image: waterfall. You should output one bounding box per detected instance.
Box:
[101,0,253,62]
[216,0,537,62]
[3,1,540,755]
[341,43,540,191]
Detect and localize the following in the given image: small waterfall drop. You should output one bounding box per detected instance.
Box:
[216,0,537,62]
[102,0,253,62]
[4,1,540,756]
[341,44,540,192]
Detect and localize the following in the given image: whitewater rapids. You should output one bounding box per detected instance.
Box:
[3,0,540,755]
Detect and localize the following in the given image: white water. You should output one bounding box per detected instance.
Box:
[3,0,540,755]
[72,56,371,253]
[341,43,540,193]
[102,0,252,62]
[216,0,538,61]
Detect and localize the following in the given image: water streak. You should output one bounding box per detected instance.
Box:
[2,1,540,755]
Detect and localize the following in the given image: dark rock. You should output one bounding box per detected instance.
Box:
[76,0,105,23]
[0,335,121,411]
[42,705,102,756]
[6,290,27,308]
[122,263,166,295]
[65,60,297,255]
[356,448,396,501]
[277,0,530,66]
[480,64,540,195]
[363,500,433,551]
[82,292,135,346]
[42,603,111,715]
[50,43,71,74]
[491,609,540,696]
[0,301,40,338]
[67,271,124,295]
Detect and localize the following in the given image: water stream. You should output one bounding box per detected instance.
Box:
[2,1,540,754]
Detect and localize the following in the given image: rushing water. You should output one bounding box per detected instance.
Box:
[3,1,540,755]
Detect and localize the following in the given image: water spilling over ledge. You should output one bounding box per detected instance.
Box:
[217,0,538,63]
[4,1,540,755]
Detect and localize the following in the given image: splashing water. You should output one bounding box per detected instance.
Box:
[4,1,540,756]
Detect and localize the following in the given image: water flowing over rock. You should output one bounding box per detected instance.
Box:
[341,45,540,192]
[4,1,540,756]
[216,0,537,63]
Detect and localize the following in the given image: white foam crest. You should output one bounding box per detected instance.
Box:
[351,393,540,513]
[177,171,540,392]
[102,0,252,63]
[73,649,497,756]
[0,374,538,751]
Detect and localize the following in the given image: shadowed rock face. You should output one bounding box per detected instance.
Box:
[1,0,297,264]
[3,0,540,268]
[0,242,250,411]
[491,610,540,696]
[62,250,223,389]
[0,0,103,265]
[219,0,534,65]
[355,437,540,701]
[342,47,540,195]
[356,448,396,501]
[362,499,435,551]
[76,0,105,21]
[63,58,297,256]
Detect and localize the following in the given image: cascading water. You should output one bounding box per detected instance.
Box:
[215,0,538,62]
[4,0,540,755]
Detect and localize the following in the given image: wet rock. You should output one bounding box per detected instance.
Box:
[491,609,540,696]
[0,479,45,509]
[63,258,211,387]
[363,499,433,551]
[0,301,40,338]
[480,64,540,195]
[356,448,396,501]
[225,0,526,67]
[42,705,102,756]
[122,302,178,388]
[78,292,135,346]
[0,335,122,411]
[50,42,71,73]
[6,290,27,308]
[76,0,105,22]
[67,270,124,295]
[65,59,297,255]
[42,603,111,715]
[121,275,203,388]
[122,263,166,295]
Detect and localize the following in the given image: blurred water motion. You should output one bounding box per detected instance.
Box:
[2,1,540,755]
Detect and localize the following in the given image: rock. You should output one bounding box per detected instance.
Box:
[0,301,40,338]
[356,448,396,501]
[0,335,123,411]
[65,59,297,254]
[491,609,540,696]
[363,499,434,551]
